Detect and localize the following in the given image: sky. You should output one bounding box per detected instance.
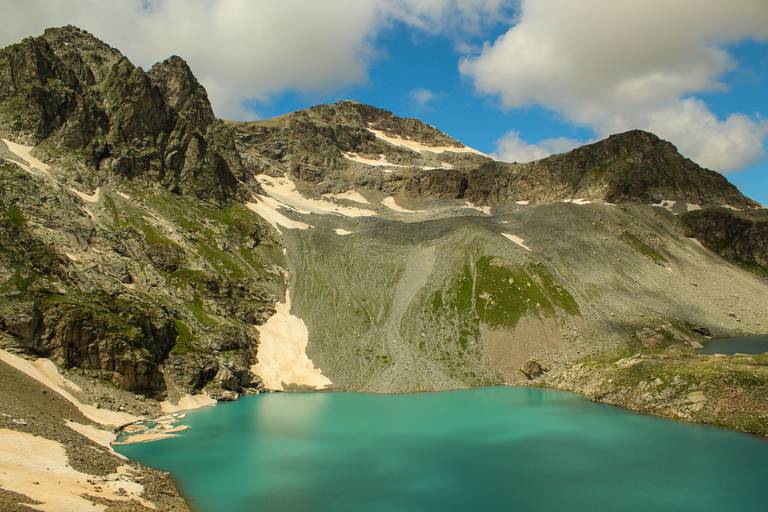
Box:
[1,0,766,204]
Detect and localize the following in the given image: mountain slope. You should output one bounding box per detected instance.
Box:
[0,26,765,442]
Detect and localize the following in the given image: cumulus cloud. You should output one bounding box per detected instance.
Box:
[0,0,510,120]
[460,0,768,172]
[493,131,582,162]
[409,87,442,108]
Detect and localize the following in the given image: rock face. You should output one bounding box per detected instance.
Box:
[227,102,756,209]
[0,26,244,203]
[681,208,768,272]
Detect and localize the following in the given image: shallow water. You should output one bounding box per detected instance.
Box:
[116,388,768,512]
[701,334,768,355]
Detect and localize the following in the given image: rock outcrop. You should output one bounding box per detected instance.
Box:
[0,25,244,203]
[680,207,768,272]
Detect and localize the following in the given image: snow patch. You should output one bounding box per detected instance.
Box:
[245,196,312,233]
[334,228,352,236]
[1,138,51,177]
[0,350,138,427]
[367,128,490,157]
[561,198,592,205]
[160,393,217,414]
[0,429,154,512]
[69,186,100,203]
[251,291,332,391]
[501,233,532,251]
[515,200,530,205]
[256,174,376,217]
[343,152,404,168]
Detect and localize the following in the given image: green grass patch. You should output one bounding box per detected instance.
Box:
[621,231,667,263]
[4,206,25,226]
[171,319,195,354]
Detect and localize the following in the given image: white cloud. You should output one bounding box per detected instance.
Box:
[409,87,440,107]
[0,0,510,120]
[493,131,582,162]
[461,0,768,172]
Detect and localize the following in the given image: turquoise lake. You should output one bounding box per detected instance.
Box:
[116,388,768,512]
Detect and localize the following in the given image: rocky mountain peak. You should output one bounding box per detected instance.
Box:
[149,56,215,130]
[41,25,124,85]
[532,129,757,207]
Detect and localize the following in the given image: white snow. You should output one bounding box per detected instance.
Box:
[256,174,376,217]
[0,429,155,512]
[501,233,532,251]
[561,198,592,205]
[245,196,312,233]
[251,291,332,391]
[367,128,490,157]
[69,186,101,203]
[0,349,138,427]
[1,138,51,175]
[515,200,530,205]
[160,393,216,414]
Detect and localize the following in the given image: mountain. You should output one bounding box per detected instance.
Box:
[0,26,767,510]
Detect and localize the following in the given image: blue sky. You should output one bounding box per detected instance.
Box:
[251,20,767,205]
[3,0,766,204]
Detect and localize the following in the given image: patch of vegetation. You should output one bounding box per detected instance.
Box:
[187,295,219,327]
[526,262,580,315]
[171,319,195,354]
[4,206,25,226]
[439,256,579,331]
[621,231,667,263]
[737,260,768,280]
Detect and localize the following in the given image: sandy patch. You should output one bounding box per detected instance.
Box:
[0,429,154,511]
[69,186,101,204]
[251,291,332,391]
[343,152,404,168]
[0,350,138,427]
[686,203,702,212]
[515,200,530,205]
[501,233,532,251]
[461,201,492,215]
[334,228,352,236]
[115,190,131,200]
[381,196,425,213]
[368,128,489,157]
[160,393,216,414]
[322,190,371,204]
[256,175,376,217]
